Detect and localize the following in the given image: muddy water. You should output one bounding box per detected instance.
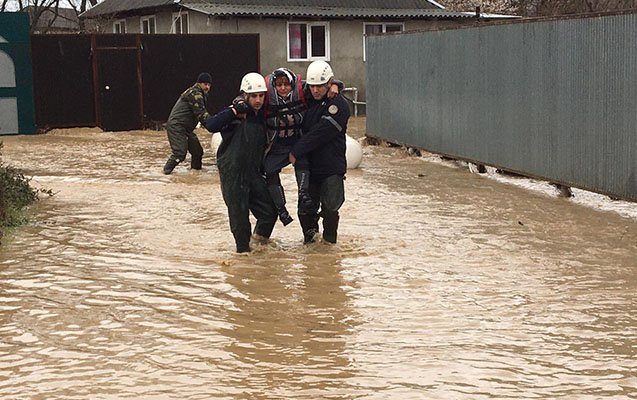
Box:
[1,118,636,399]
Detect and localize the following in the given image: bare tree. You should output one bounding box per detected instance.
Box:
[443,0,637,16]
[65,0,99,32]
[526,0,637,16]
[24,0,62,33]
[442,0,518,14]
[0,0,100,32]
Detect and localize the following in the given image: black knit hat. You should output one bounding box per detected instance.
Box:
[197,72,212,84]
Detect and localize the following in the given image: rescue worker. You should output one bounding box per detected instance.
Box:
[289,61,350,244]
[205,72,277,253]
[163,72,212,175]
[263,68,343,227]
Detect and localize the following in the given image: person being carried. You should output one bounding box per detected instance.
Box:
[205,73,277,253]
[262,68,342,226]
[163,72,212,175]
[263,68,309,226]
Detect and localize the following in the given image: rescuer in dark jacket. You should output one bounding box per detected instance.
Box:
[289,61,350,244]
[205,73,277,253]
[163,72,212,175]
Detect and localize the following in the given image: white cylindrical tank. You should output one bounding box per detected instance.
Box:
[210,132,223,154]
[346,134,363,169]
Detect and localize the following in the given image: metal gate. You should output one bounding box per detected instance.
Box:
[92,35,143,131]
[31,33,260,132]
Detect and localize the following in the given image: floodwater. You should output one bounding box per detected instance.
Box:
[0,118,636,399]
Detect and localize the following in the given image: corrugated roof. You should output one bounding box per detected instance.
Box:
[81,0,445,18]
[81,0,176,18]
[23,6,79,30]
[180,3,473,18]
[179,0,443,9]
[81,0,518,20]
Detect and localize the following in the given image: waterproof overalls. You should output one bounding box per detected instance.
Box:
[206,107,277,252]
[164,84,209,173]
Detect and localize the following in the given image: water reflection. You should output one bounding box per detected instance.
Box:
[220,253,358,398]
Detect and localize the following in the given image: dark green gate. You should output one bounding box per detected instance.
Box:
[0,12,36,135]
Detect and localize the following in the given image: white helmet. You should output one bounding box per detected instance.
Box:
[240,72,266,93]
[306,60,334,85]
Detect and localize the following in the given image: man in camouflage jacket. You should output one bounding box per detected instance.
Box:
[163,72,212,174]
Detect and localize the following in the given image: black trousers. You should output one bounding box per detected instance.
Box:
[298,175,345,243]
[219,171,278,252]
[263,146,309,175]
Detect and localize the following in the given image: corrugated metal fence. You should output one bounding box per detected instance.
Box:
[366,11,637,201]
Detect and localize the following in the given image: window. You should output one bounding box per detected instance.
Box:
[287,22,330,61]
[141,16,156,34]
[113,19,126,33]
[363,22,404,61]
[172,12,189,34]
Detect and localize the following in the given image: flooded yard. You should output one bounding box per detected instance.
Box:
[0,117,635,399]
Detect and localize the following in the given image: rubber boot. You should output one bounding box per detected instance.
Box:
[191,156,202,170]
[163,157,180,175]
[295,169,313,209]
[267,184,293,226]
[322,212,340,243]
[188,135,204,170]
[303,229,318,244]
[299,214,319,244]
[236,244,251,253]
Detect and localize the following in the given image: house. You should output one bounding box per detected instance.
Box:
[23,6,81,33]
[81,1,518,113]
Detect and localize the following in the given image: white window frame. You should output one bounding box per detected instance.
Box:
[171,11,189,34]
[286,21,330,62]
[141,15,156,34]
[113,19,126,34]
[363,22,404,61]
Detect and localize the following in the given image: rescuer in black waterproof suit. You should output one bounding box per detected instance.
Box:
[289,61,350,244]
[205,73,277,253]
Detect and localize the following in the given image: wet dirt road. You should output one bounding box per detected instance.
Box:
[1,118,636,399]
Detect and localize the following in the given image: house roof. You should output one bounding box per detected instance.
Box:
[180,2,516,19]
[81,0,519,20]
[82,0,446,19]
[23,6,80,30]
[81,0,177,18]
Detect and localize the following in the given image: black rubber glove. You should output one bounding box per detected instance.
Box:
[233,101,250,114]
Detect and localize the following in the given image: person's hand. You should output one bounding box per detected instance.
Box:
[327,83,339,99]
[289,153,297,165]
[233,101,250,115]
[232,94,247,105]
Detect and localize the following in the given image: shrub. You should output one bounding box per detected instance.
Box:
[0,141,46,244]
